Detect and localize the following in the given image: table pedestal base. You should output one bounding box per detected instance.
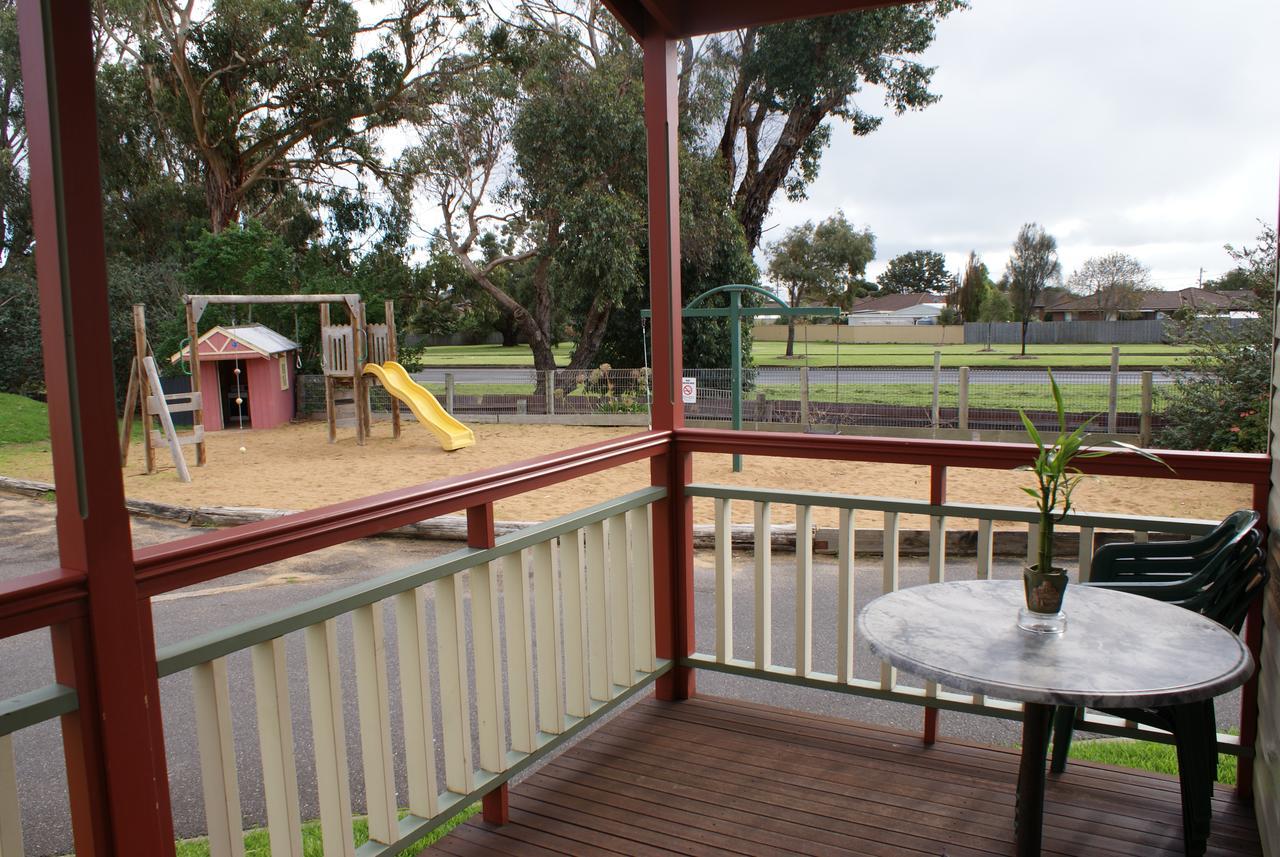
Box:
[1015,702,1053,857]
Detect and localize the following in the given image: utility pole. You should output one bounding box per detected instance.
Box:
[1198,267,1205,288]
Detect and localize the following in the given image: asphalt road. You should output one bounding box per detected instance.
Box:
[0,494,1240,854]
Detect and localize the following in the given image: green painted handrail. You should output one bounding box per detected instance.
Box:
[156,486,666,677]
[684,483,1217,535]
[0,684,77,736]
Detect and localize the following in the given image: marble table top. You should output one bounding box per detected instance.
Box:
[858,579,1254,708]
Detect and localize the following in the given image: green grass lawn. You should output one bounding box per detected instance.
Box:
[756,382,1166,413]
[413,343,575,366]
[0,393,50,444]
[175,805,478,856]
[752,342,1195,368]
[413,342,1193,369]
[1068,736,1237,785]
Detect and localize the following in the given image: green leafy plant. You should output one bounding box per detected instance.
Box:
[1019,369,1167,572]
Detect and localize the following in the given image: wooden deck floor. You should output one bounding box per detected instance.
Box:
[430,694,1261,857]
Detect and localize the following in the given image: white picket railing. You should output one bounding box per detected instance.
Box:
[159,487,663,857]
[683,483,1242,752]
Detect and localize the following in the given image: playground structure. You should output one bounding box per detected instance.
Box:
[644,284,840,470]
[125,294,475,477]
[363,361,475,450]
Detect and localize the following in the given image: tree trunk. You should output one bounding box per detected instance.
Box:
[1020,319,1028,356]
[499,315,520,347]
[786,320,796,357]
[734,99,834,252]
[203,154,242,233]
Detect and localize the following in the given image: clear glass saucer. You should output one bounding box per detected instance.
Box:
[1017,605,1067,635]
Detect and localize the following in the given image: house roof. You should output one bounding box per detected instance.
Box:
[849,293,945,313]
[169,324,300,363]
[1043,288,1238,314]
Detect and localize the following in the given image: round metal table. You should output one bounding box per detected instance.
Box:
[858,579,1254,857]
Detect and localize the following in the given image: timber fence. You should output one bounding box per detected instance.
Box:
[297,356,1169,442]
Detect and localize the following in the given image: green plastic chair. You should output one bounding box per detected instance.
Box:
[1048,511,1267,856]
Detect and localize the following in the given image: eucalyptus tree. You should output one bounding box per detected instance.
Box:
[97,0,488,233]
[1006,223,1061,355]
[767,212,874,355]
[706,1,965,250]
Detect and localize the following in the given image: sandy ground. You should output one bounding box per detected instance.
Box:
[2,419,1251,530]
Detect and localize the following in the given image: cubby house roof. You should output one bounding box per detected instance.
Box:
[169,324,300,363]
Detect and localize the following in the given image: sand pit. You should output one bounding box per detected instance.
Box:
[2,420,1252,531]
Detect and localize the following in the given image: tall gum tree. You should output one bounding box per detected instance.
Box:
[98,0,487,232]
[709,2,964,251]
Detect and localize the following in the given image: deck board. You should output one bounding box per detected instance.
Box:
[427,695,1262,857]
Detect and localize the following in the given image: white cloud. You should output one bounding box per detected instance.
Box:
[761,0,1280,287]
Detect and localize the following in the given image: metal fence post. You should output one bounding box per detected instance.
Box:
[958,366,970,430]
[545,369,556,415]
[1107,346,1119,433]
[1140,370,1153,445]
[799,367,810,429]
[445,372,455,414]
[931,351,941,430]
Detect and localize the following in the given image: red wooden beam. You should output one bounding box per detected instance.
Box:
[642,29,684,432]
[674,428,1270,487]
[16,0,174,852]
[467,502,510,823]
[679,0,903,37]
[602,0,907,39]
[652,452,695,699]
[0,569,88,641]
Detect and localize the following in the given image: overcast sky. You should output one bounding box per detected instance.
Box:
[761,0,1280,288]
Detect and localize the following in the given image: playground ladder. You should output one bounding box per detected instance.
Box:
[141,355,199,483]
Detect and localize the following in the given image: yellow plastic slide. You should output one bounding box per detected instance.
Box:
[362,361,476,451]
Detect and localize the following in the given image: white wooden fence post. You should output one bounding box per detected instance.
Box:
[1107,346,1119,433]
[930,351,941,430]
[957,366,970,430]
[1140,370,1153,445]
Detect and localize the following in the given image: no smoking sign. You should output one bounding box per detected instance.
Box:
[681,377,697,403]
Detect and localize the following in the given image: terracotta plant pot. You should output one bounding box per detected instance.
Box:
[1023,565,1068,615]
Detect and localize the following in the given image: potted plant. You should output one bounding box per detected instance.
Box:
[1017,370,1167,633]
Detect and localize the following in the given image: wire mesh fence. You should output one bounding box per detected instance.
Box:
[298,365,1169,437]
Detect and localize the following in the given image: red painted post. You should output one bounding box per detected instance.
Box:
[15,1,174,853]
[642,8,694,703]
[465,503,509,823]
[1237,480,1268,799]
[923,465,947,745]
[642,26,683,433]
[466,503,497,550]
[652,453,696,699]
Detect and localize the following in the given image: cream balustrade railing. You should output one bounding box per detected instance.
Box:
[684,483,1242,753]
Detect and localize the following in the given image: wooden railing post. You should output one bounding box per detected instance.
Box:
[1107,346,1120,433]
[652,452,695,700]
[17,1,175,852]
[1139,370,1153,446]
[799,367,811,430]
[930,351,941,431]
[465,503,511,824]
